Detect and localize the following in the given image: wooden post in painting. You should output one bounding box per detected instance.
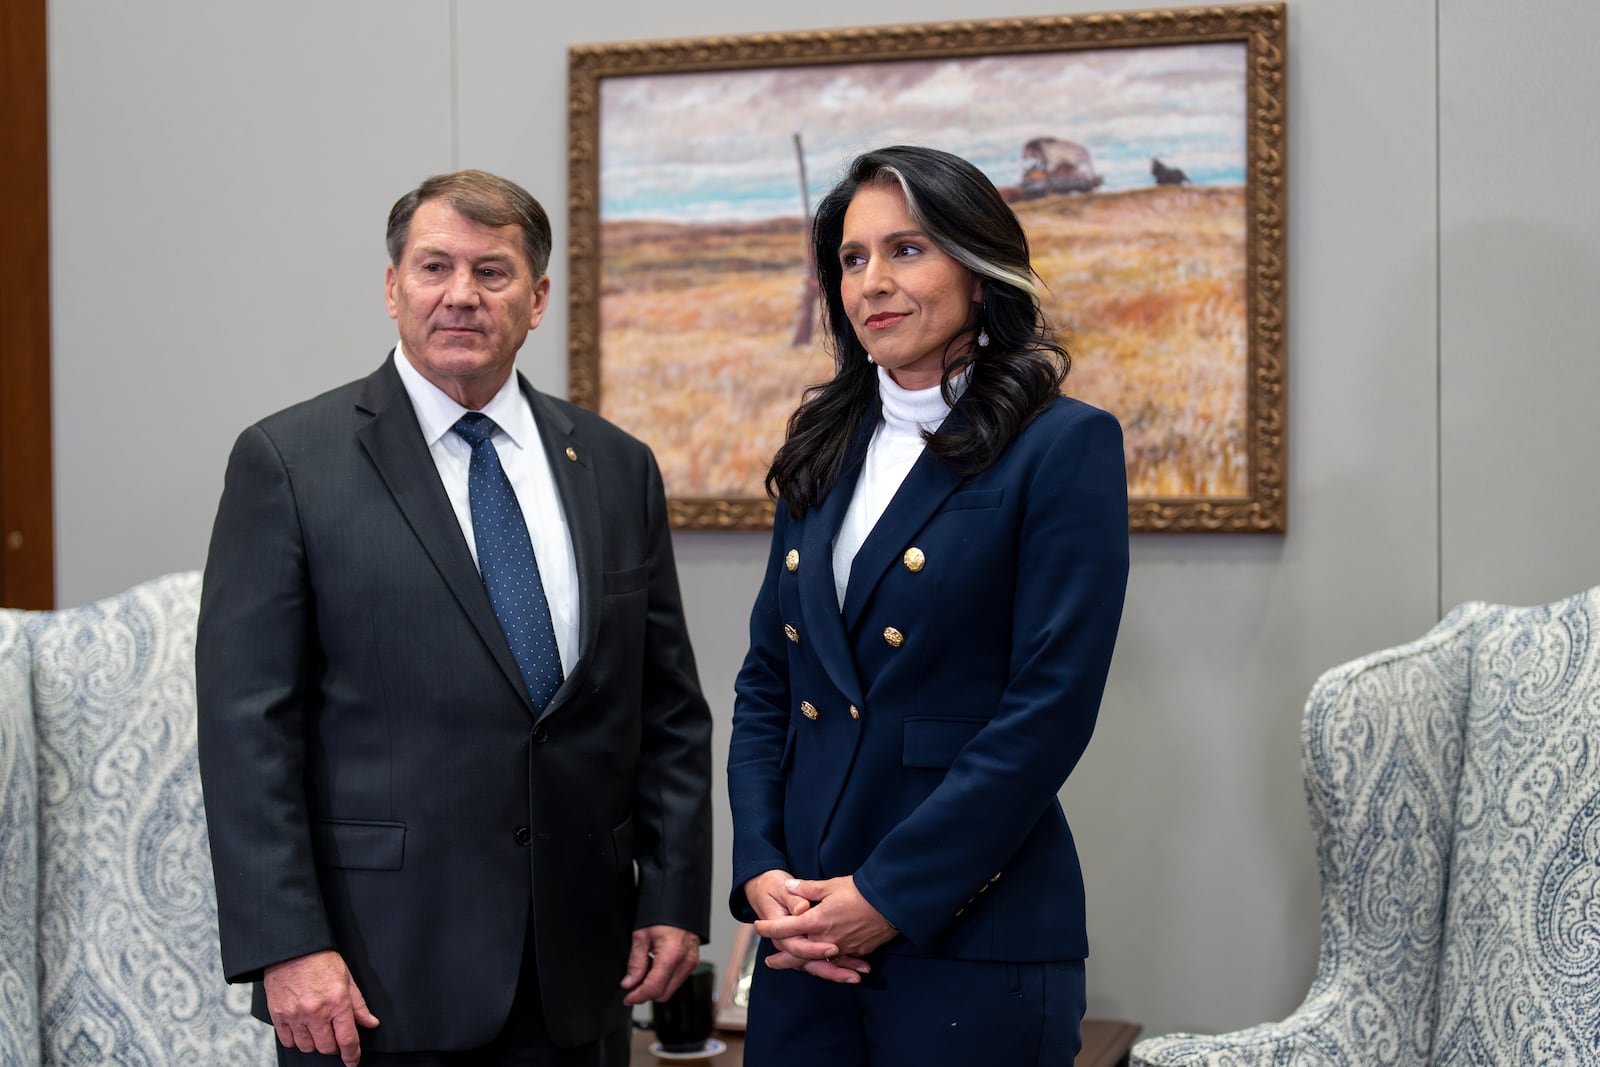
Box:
[789,132,818,346]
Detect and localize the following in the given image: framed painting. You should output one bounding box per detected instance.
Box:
[568,3,1286,531]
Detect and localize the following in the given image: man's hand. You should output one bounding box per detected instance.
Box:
[263,950,380,1066]
[753,876,896,978]
[744,870,872,984]
[620,925,701,1005]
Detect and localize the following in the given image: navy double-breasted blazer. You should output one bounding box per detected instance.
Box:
[728,395,1128,961]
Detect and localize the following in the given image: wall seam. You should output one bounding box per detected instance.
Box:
[1434,0,1444,620]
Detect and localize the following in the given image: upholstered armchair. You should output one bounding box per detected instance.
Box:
[1134,587,1600,1066]
[0,572,272,1065]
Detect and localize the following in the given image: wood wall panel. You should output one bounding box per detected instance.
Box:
[0,0,54,608]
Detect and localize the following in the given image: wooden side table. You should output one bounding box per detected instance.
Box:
[1078,1018,1142,1067]
[631,1017,1140,1065]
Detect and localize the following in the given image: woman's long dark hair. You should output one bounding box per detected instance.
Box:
[766,145,1070,516]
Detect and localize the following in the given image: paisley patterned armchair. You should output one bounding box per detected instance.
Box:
[0,573,272,1066]
[1134,587,1600,1067]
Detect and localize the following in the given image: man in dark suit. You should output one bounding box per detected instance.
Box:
[197,169,713,1066]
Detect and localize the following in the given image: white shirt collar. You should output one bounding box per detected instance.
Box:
[392,342,536,449]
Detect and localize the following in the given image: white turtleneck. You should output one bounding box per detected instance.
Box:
[832,366,966,608]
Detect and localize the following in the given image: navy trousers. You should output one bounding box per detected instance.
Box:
[743,943,1086,1066]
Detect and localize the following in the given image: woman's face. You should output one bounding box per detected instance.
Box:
[838,182,982,391]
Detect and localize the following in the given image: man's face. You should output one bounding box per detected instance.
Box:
[385,199,549,409]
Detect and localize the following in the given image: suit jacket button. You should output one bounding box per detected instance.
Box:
[849,704,860,720]
[514,825,531,846]
[532,725,550,743]
[801,701,819,720]
[902,547,926,572]
[784,623,800,644]
[785,549,800,572]
[883,627,904,648]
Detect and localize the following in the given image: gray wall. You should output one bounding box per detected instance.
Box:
[47,0,1600,1039]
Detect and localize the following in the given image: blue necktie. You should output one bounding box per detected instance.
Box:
[452,413,564,711]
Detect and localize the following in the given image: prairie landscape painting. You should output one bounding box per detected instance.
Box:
[569,6,1287,531]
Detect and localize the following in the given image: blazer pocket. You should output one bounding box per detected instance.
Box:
[903,717,986,769]
[311,819,406,870]
[603,564,649,596]
[944,488,1003,512]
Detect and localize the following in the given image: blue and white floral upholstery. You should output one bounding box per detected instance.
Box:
[0,608,40,1067]
[17,572,272,1066]
[1134,588,1600,1067]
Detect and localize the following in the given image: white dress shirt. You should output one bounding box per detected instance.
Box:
[393,345,580,675]
[832,367,965,609]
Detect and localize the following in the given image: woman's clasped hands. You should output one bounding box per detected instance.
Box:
[746,870,899,984]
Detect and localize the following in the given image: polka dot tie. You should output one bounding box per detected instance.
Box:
[453,413,564,711]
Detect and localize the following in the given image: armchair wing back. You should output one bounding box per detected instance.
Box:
[0,609,39,1066]
[3,572,273,1066]
[1431,590,1600,1061]
[1135,587,1600,1066]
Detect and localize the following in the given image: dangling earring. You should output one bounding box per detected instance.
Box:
[977,327,990,348]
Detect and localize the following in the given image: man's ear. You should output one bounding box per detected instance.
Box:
[527,274,553,330]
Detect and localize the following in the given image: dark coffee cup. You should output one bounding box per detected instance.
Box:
[651,962,715,1053]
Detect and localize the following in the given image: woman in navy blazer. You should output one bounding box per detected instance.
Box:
[728,146,1130,1065]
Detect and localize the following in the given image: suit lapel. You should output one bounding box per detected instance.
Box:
[524,380,599,724]
[840,409,967,635]
[354,355,533,711]
[798,442,867,709]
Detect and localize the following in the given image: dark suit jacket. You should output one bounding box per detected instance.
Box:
[728,396,1127,961]
[197,354,712,1050]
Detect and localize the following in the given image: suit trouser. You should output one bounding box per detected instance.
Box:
[743,942,1086,1067]
[275,920,630,1067]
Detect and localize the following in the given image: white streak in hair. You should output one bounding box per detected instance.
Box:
[871,165,1041,305]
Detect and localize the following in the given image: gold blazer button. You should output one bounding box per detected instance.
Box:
[784,623,800,644]
[801,700,818,720]
[849,704,860,720]
[565,447,577,461]
[785,549,799,572]
[883,627,904,648]
[902,547,926,572]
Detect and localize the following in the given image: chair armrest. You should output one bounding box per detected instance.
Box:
[1132,987,1380,1066]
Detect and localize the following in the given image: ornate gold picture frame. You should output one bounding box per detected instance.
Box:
[569,4,1286,532]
